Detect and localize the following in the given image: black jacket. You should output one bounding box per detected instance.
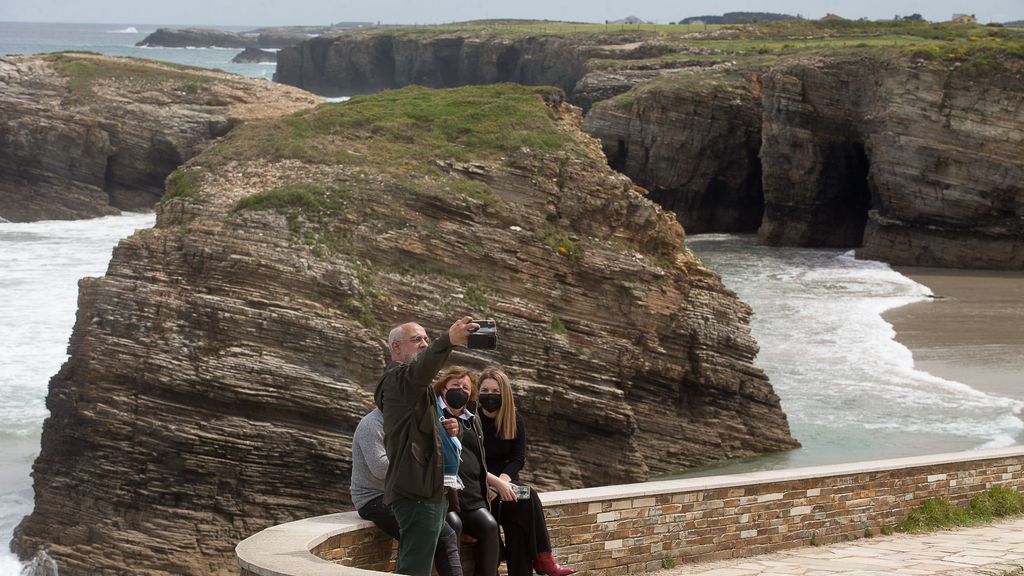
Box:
[374,332,452,504]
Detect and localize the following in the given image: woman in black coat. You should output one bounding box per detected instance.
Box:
[476,366,573,576]
[434,366,507,576]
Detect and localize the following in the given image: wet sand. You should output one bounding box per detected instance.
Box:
[884,267,1024,401]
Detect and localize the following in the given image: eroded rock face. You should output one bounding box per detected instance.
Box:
[760,56,1024,267]
[586,54,1024,268]
[276,33,595,96]
[12,85,797,575]
[583,70,765,235]
[758,58,878,248]
[273,31,1023,268]
[0,53,318,222]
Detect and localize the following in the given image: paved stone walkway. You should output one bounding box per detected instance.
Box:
[659,518,1024,576]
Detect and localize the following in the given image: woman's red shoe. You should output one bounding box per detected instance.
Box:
[533,552,573,576]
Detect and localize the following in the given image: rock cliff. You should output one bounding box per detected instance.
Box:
[231,48,277,64]
[275,32,590,96]
[759,52,1024,267]
[582,66,764,234]
[585,49,1024,268]
[284,25,1024,268]
[13,84,797,575]
[0,53,318,222]
[136,28,260,48]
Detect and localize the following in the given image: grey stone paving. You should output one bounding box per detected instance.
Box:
[657,518,1024,576]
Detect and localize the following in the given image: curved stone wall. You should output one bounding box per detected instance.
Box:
[237,446,1024,575]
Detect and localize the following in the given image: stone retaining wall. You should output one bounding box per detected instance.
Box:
[237,446,1024,576]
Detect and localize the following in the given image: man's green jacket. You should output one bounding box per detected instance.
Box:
[373,332,452,504]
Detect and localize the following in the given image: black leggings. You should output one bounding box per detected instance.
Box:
[447,507,499,576]
[491,488,551,576]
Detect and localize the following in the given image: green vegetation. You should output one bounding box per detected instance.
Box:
[232,182,347,214]
[550,315,568,335]
[231,182,353,251]
[162,169,204,203]
[345,262,381,328]
[540,227,582,262]
[660,558,676,570]
[462,284,489,310]
[364,19,727,41]
[448,179,497,205]
[45,52,218,106]
[198,84,588,179]
[897,485,1024,534]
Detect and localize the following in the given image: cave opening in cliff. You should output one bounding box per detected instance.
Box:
[821,140,873,247]
[609,139,628,172]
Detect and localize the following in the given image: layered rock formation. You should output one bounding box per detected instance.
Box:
[759,55,1024,267]
[0,53,318,222]
[283,27,1024,268]
[137,25,373,49]
[13,84,797,575]
[275,33,590,96]
[586,51,1024,268]
[582,68,764,234]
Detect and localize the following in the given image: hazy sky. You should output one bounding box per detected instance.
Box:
[1,0,1021,27]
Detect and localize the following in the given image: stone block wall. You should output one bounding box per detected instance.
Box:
[236,447,1024,576]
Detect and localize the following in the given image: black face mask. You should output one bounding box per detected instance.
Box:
[444,387,469,409]
[478,393,502,412]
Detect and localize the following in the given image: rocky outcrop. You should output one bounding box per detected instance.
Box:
[137,26,369,49]
[254,29,315,49]
[586,52,1024,268]
[273,28,1023,268]
[275,33,588,96]
[583,67,764,234]
[13,84,797,575]
[231,48,277,64]
[0,53,318,222]
[759,54,1024,267]
[136,28,259,48]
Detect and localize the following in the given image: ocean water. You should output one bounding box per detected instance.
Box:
[0,214,156,575]
[0,19,269,576]
[2,19,1023,576]
[673,235,1024,477]
[0,21,278,80]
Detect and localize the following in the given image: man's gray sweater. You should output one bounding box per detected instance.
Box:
[350,407,388,510]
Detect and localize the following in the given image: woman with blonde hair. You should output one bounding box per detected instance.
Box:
[476,366,573,576]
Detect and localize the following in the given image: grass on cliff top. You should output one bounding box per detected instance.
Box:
[897,485,1024,534]
[45,52,224,106]
[199,83,587,172]
[364,18,1024,45]
[362,19,727,40]
[587,21,1024,73]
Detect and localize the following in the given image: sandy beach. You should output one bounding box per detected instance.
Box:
[884,267,1024,401]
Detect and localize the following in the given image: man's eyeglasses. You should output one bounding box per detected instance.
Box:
[403,335,430,344]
